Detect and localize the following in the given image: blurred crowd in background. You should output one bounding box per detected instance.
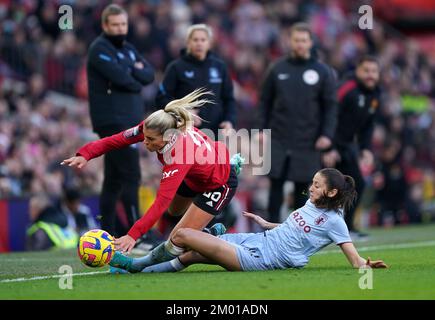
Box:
[0,0,434,231]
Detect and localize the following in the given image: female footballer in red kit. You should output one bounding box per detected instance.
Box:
[62,89,242,270]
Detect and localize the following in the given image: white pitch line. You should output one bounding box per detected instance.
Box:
[0,270,108,283]
[1,240,434,284]
[1,257,77,262]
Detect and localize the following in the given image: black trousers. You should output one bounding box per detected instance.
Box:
[96,127,141,237]
[267,157,309,223]
[336,146,366,231]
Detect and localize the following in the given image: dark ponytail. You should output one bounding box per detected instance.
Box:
[342,175,357,213]
[315,168,357,213]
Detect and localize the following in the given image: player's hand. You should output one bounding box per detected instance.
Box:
[322,149,341,167]
[60,156,88,169]
[366,257,388,268]
[114,235,136,255]
[315,136,332,151]
[243,211,270,229]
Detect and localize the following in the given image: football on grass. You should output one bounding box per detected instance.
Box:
[78,229,114,267]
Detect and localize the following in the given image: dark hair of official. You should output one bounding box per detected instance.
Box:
[357,55,380,67]
[289,22,313,39]
[315,168,357,213]
[101,4,127,24]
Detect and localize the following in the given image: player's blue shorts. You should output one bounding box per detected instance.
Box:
[218,233,272,271]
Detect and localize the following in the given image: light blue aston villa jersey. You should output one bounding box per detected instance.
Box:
[263,200,352,268]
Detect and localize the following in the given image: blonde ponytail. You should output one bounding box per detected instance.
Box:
[145,88,213,134]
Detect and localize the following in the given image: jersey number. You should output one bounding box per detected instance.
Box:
[203,191,222,202]
[187,130,212,151]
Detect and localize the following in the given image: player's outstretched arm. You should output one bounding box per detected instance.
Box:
[242,211,280,230]
[339,242,388,268]
[70,123,145,162]
[61,156,88,169]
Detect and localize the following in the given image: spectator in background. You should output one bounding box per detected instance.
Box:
[86,4,154,240]
[155,23,236,138]
[57,188,97,236]
[26,194,78,251]
[373,137,408,226]
[258,22,337,223]
[322,56,382,238]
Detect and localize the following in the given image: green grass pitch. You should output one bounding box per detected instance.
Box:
[1,224,435,300]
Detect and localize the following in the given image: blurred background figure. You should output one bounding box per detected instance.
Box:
[258,22,337,223]
[322,56,381,239]
[27,194,78,251]
[374,136,422,226]
[155,23,236,138]
[86,4,154,244]
[57,188,97,236]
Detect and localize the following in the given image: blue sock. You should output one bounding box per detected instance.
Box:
[141,258,186,273]
[131,242,178,270]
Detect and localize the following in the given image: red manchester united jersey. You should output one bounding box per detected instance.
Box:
[77,121,230,240]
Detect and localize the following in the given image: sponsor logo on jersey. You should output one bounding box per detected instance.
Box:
[291,211,311,233]
[209,67,222,83]
[184,70,194,78]
[315,213,328,226]
[277,73,290,80]
[98,53,111,61]
[123,126,140,139]
[162,169,179,179]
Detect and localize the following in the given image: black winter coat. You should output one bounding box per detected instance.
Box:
[87,34,154,132]
[259,56,337,182]
[155,50,236,136]
[335,75,381,151]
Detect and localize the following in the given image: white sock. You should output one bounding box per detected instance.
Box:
[165,240,185,256]
[170,257,186,271]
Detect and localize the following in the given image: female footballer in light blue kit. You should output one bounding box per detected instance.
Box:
[112,168,387,273]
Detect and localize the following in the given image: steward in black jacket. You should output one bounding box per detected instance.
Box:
[155,49,236,137]
[85,4,155,238]
[259,55,337,182]
[258,22,337,223]
[87,33,154,132]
